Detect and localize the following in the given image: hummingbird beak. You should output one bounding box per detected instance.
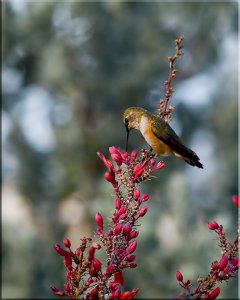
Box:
[125,126,129,152]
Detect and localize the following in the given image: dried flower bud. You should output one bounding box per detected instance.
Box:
[175,271,183,282]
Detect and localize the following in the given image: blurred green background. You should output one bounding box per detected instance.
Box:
[2,1,238,299]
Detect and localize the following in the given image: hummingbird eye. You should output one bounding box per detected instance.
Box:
[124,118,129,126]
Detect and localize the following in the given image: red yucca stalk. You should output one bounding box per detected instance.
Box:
[50,147,164,299]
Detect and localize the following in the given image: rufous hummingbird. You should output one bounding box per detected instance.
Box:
[123,107,203,168]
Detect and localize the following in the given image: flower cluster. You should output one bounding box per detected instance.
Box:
[50,147,164,299]
[175,195,239,299]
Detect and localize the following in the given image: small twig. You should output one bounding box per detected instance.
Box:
[157,35,185,122]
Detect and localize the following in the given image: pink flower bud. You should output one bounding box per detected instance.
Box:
[88,247,96,260]
[123,223,132,236]
[208,221,219,230]
[87,287,99,298]
[115,198,122,209]
[64,283,71,293]
[175,271,183,281]
[134,188,140,200]
[95,212,103,229]
[121,152,130,164]
[133,162,147,177]
[63,237,71,248]
[75,247,81,258]
[219,256,228,271]
[129,263,137,268]
[54,244,71,257]
[114,223,123,235]
[232,195,240,208]
[119,213,127,220]
[109,146,123,166]
[156,161,165,169]
[142,194,149,202]
[150,159,156,166]
[93,258,102,271]
[139,206,148,217]
[127,240,138,254]
[208,287,220,299]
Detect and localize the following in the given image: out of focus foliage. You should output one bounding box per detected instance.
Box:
[2,1,238,298]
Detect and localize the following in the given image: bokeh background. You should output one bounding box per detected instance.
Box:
[2,1,238,299]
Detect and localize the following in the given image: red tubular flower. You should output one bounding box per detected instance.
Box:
[133,161,149,177]
[97,152,113,169]
[175,271,183,282]
[114,223,123,235]
[232,195,240,208]
[123,223,132,236]
[121,151,130,165]
[63,237,71,248]
[54,244,71,257]
[218,256,228,271]
[64,255,72,271]
[109,146,123,166]
[208,221,219,230]
[50,285,65,297]
[105,169,117,186]
[131,150,137,160]
[114,271,124,285]
[127,240,138,254]
[156,161,165,169]
[142,194,149,202]
[93,258,102,271]
[138,206,148,217]
[118,205,127,215]
[115,198,122,209]
[134,188,140,200]
[95,212,103,234]
[119,288,139,300]
[208,287,220,299]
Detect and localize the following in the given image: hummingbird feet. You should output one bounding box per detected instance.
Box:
[141,148,156,160]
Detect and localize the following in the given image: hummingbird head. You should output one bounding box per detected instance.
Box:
[123,107,146,151]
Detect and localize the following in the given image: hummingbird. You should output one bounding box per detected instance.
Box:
[123,107,203,168]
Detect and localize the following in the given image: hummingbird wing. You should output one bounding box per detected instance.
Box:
[151,117,203,168]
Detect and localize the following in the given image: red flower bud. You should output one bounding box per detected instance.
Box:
[50,285,65,297]
[64,283,71,293]
[133,162,148,177]
[114,271,124,285]
[142,194,149,202]
[232,195,240,208]
[208,221,219,230]
[97,152,113,169]
[64,255,72,271]
[156,161,164,169]
[131,150,137,160]
[175,271,183,282]
[126,255,135,262]
[134,188,140,200]
[121,152,130,164]
[129,230,139,239]
[120,288,139,300]
[54,244,71,257]
[93,258,102,271]
[109,146,122,166]
[92,242,101,249]
[123,223,132,236]
[106,263,114,274]
[127,240,138,254]
[129,263,137,268]
[105,170,117,186]
[208,287,220,299]
[63,237,71,248]
[219,256,228,271]
[115,198,122,209]
[139,206,148,217]
[118,205,127,215]
[95,212,103,229]
[114,223,123,235]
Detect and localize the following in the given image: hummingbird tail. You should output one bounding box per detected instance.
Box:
[172,150,203,169]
